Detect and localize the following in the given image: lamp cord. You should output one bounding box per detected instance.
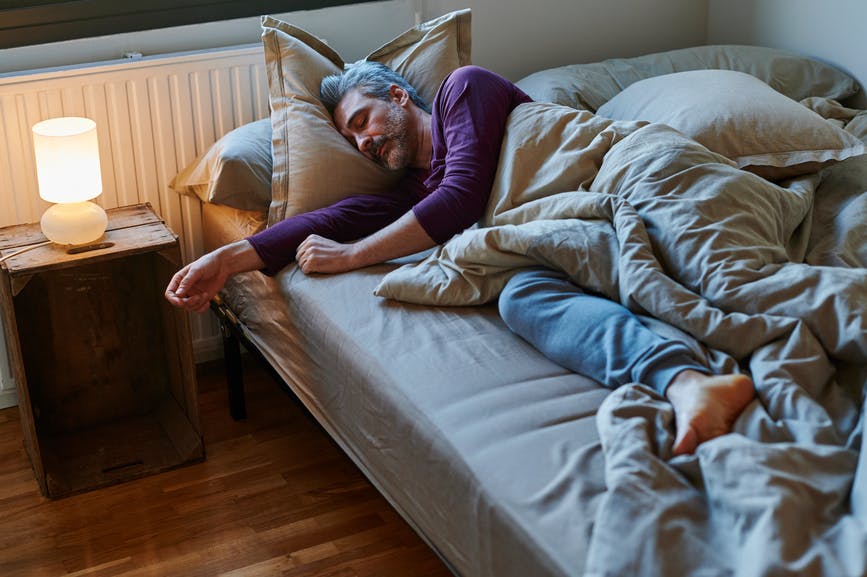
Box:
[0,240,52,265]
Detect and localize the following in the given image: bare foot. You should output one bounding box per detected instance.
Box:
[665,370,755,456]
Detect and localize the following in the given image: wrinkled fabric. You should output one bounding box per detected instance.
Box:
[376,101,867,576]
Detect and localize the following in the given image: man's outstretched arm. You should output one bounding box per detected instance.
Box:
[165,189,417,312]
[296,210,435,274]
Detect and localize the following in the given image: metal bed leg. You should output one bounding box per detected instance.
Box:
[213,298,247,421]
[220,317,247,421]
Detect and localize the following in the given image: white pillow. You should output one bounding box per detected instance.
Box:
[596,69,867,180]
[516,44,859,113]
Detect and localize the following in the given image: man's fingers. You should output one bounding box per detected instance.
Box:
[166,266,192,298]
[297,235,319,257]
[297,237,319,272]
[166,267,186,295]
[296,235,348,275]
[193,297,211,314]
[299,255,313,274]
[164,292,183,307]
[175,293,209,314]
[174,266,202,297]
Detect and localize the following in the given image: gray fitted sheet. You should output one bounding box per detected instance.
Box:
[202,202,608,577]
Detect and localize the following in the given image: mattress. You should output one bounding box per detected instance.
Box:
[202,202,609,577]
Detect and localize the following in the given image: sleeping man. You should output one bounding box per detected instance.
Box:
[164,62,755,456]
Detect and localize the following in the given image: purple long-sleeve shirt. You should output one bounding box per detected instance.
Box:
[248,65,532,275]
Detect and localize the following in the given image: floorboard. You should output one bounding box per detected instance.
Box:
[0,356,453,577]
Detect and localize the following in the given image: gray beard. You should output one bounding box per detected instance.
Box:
[372,103,410,170]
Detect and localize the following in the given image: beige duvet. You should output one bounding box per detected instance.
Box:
[375,102,867,576]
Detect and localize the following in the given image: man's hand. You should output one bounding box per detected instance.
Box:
[296,235,360,274]
[165,252,228,313]
[165,240,265,313]
[295,212,436,276]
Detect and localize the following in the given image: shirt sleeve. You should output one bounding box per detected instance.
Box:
[246,183,416,276]
[411,66,530,244]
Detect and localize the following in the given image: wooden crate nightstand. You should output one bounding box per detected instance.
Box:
[0,203,203,498]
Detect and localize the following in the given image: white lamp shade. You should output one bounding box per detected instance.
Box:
[32,117,102,203]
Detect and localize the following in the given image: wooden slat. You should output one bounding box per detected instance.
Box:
[0,269,45,493]
[0,204,176,276]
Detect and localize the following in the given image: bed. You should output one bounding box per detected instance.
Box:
[171,12,867,577]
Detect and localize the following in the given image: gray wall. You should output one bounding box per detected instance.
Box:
[708,0,867,107]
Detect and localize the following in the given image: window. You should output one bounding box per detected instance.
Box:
[0,0,376,49]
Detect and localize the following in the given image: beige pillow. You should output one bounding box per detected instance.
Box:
[262,10,472,226]
[596,69,867,180]
[170,119,272,211]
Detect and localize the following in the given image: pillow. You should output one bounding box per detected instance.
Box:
[262,10,472,226]
[596,69,867,180]
[516,44,860,113]
[170,119,272,211]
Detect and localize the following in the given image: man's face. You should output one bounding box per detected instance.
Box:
[334,88,410,171]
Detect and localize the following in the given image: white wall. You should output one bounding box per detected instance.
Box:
[708,0,867,107]
[1,0,709,83]
[425,0,708,81]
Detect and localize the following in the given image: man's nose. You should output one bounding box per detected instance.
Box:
[356,134,372,154]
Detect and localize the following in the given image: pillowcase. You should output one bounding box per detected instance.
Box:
[516,44,859,113]
[170,118,272,211]
[596,69,867,180]
[261,10,472,226]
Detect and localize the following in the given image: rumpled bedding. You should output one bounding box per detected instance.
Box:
[375,101,867,576]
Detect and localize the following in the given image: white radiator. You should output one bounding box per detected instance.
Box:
[0,44,270,407]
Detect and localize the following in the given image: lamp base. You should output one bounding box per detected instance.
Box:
[41,201,108,245]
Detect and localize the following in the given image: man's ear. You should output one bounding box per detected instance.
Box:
[389,84,411,107]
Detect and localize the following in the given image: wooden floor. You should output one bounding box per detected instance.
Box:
[0,356,452,577]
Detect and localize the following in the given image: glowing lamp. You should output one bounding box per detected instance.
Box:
[32,117,107,245]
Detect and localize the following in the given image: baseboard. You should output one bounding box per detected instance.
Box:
[0,387,17,410]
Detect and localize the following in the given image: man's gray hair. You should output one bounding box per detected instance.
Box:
[320,61,430,115]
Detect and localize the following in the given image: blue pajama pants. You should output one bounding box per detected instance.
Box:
[498,268,708,395]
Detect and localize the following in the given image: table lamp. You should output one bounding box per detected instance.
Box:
[32,117,107,245]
